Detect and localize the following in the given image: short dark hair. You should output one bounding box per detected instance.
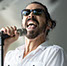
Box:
[30,1,56,35]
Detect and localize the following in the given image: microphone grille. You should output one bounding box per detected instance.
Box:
[17,28,27,36]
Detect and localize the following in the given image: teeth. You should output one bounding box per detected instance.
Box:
[27,21,37,28]
[27,24,37,27]
[29,24,34,25]
[28,22,36,25]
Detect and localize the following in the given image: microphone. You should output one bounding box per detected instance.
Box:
[17,28,27,36]
[0,28,27,40]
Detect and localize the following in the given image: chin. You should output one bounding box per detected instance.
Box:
[26,30,40,39]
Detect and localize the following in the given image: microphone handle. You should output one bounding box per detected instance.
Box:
[1,31,11,40]
[0,31,11,46]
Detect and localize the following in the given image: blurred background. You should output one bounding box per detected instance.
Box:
[0,0,67,54]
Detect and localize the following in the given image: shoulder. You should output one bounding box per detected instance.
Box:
[46,45,64,52]
[43,45,67,66]
[43,45,64,59]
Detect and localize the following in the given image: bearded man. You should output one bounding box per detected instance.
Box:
[1,1,67,66]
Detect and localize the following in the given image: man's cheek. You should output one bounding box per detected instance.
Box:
[21,22,24,27]
[22,20,25,27]
[22,24,25,28]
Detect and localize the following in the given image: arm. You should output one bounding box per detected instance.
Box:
[0,26,19,58]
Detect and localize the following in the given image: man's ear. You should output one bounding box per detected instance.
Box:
[45,20,52,35]
[46,20,52,30]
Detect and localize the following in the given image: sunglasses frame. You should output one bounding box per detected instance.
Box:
[21,8,46,16]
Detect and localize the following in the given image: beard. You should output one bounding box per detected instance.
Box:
[26,24,46,39]
[26,29,40,39]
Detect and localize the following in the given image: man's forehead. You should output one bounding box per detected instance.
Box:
[26,3,45,10]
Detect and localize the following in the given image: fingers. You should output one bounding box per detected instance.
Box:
[1,26,17,37]
[1,27,7,34]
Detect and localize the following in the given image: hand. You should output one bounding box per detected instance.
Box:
[0,26,19,57]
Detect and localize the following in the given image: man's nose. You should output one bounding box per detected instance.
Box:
[28,12,35,18]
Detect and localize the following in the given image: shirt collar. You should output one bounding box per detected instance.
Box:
[16,41,49,57]
[17,40,49,51]
[37,41,49,50]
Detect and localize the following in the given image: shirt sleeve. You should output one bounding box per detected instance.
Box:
[4,50,15,66]
[45,45,67,66]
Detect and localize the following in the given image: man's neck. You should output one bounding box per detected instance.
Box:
[24,33,46,54]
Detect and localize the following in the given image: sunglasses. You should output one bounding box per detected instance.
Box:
[21,9,45,16]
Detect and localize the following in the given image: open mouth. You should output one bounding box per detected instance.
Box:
[26,21,38,29]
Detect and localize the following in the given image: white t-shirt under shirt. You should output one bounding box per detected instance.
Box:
[4,41,67,66]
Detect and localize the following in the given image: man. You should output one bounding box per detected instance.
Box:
[1,1,67,66]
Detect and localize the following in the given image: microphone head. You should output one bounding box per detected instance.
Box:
[17,28,27,36]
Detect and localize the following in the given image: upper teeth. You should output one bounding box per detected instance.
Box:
[28,22,36,25]
[27,23,35,27]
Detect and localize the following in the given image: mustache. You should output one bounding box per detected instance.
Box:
[25,18,39,26]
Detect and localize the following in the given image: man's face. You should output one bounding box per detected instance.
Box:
[22,3,47,39]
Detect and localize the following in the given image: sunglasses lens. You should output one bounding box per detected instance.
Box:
[21,9,44,16]
[33,9,42,15]
[22,10,30,16]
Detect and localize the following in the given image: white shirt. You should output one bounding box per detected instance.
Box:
[4,41,67,66]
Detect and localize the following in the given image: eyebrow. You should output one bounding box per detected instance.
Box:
[22,8,46,12]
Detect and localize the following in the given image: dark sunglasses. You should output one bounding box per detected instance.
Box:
[21,9,45,16]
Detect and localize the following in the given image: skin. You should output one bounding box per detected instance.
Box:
[1,3,51,59]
